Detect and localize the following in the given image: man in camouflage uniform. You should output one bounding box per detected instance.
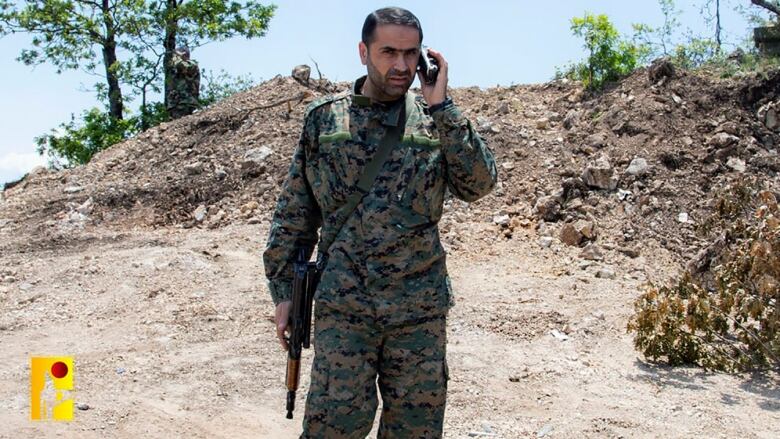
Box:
[263,7,497,438]
[166,47,200,119]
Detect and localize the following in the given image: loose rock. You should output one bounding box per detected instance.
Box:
[726,157,746,173]
[595,268,616,279]
[560,220,596,246]
[291,64,311,84]
[242,146,274,177]
[625,157,650,176]
[184,162,204,175]
[708,132,739,149]
[648,57,675,83]
[582,155,617,190]
[193,205,207,222]
[579,243,604,261]
[534,196,561,221]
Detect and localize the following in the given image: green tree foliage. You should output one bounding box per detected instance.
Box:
[0,0,150,119]
[559,13,650,90]
[0,1,275,119]
[629,185,780,372]
[672,37,722,68]
[35,108,137,167]
[36,69,253,167]
[148,0,276,109]
[199,68,257,106]
[1,0,276,167]
[658,0,682,55]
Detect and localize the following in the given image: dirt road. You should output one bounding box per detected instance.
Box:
[1,223,778,438]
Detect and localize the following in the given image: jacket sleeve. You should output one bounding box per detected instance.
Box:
[431,102,498,202]
[262,113,322,305]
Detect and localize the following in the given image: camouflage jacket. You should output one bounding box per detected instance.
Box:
[263,75,497,325]
[167,55,200,108]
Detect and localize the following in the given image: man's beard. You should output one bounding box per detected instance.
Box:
[365,56,412,101]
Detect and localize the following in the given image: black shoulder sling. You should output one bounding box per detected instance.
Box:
[285,93,414,419]
[315,92,414,270]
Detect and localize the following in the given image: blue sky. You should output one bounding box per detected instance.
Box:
[0,0,765,186]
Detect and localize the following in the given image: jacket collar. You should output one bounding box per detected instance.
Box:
[352,75,407,127]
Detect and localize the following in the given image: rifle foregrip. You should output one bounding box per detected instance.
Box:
[286,358,300,390]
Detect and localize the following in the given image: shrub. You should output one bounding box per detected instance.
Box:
[35,108,136,167]
[560,13,650,90]
[199,69,257,107]
[672,38,722,69]
[629,185,780,372]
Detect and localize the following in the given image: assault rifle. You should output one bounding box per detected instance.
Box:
[285,248,319,419]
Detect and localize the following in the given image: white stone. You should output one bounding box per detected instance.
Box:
[625,157,650,176]
[726,157,746,173]
[708,132,739,149]
[193,204,207,222]
[243,146,273,163]
[493,215,510,226]
[77,197,94,215]
[582,155,616,190]
[595,268,616,279]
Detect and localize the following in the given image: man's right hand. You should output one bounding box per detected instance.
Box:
[275,300,292,351]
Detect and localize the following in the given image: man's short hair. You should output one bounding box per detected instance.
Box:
[361,7,423,46]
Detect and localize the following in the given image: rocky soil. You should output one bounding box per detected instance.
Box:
[1,63,779,438]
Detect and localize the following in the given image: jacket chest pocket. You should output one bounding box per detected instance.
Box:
[397,135,446,226]
[310,131,368,206]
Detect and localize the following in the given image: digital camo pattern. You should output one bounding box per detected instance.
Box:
[263,75,498,326]
[302,305,447,439]
[167,53,200,118]
[265,75,496,436]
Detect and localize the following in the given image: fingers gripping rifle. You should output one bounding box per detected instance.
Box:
[285,248,319,419]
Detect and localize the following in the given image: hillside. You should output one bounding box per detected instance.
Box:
[1,65,779,438]
[3,64,780,260]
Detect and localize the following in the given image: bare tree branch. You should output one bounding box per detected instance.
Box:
[752,0,780,16]
[309,56,323,81]
[235,90,313,123]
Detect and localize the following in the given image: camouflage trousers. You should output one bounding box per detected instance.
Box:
[301,303,449,439]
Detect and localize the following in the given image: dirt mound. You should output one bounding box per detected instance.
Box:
[2,67,779,438]
[2,66,780,265]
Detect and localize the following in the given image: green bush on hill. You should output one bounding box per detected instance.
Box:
[557,13,650,90]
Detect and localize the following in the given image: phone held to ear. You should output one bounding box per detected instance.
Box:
[417,47,439,85]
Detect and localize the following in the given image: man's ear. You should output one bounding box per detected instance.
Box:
[359,41,368,66]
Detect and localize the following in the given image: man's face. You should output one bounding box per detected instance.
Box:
[359,24,421,101]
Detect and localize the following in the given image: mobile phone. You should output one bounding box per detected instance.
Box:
[417,47,439,85]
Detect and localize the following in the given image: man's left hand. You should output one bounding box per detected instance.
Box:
[418,48,448,107]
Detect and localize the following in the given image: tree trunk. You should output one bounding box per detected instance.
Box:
[716,0,722,52]
[102,0,123,119]
[163,0,178,109]
[141,87,149,131]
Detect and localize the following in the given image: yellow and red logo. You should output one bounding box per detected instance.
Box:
[30,357,74,421]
